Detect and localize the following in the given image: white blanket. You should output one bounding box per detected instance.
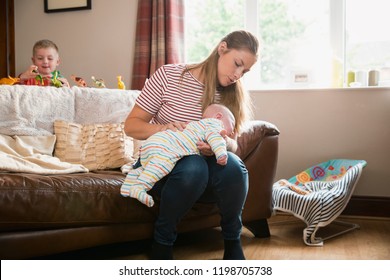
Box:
[0,85,75,136]
[0,85,140,136]
[0,85,140,174]
[0,134,88,174]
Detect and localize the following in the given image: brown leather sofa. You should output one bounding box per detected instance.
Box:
[0,120,279,259]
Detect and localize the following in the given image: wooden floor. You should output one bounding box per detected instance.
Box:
[39,213,390,260]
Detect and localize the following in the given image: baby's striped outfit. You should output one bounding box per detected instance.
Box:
[120,118,227,207]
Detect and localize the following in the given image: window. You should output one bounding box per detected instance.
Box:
[184,0,390,89]
[345,0,390,87]
[184,0,245,63]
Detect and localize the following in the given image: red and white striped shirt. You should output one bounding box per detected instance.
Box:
[136,64,220,124]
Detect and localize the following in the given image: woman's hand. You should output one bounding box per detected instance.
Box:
[197,141,214,156]
[125,105,188,140]
[160,121,187,132]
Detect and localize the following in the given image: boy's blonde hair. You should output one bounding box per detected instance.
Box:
[33,39,59,56]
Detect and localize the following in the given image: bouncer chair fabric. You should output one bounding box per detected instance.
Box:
[272,159,367,246]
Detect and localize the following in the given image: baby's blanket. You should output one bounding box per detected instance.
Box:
[272,159,367,246]
[0,134,88,174]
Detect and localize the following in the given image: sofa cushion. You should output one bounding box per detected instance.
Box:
[0,170,157,231]
[0,170,220,232]
[54,120,136,170]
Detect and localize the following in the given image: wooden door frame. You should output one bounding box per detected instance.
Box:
[0,0,15,77]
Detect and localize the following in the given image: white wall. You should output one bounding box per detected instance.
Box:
[15,0,390,197]
[14,0,138,89]
[251,87,390,197]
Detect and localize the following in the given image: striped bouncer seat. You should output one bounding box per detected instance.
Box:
[272,159,367,246]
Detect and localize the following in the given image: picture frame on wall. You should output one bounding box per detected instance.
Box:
[44,0,92,13]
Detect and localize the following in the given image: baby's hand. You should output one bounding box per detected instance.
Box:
[217,154,227,165]
[219,129,227,138]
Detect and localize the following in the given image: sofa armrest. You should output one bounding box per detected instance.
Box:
[235,120,280,226]
[236,120,280,160]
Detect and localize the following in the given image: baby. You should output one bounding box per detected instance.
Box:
[120,103,235,207]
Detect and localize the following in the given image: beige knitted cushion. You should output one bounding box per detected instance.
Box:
[54,120,135,170]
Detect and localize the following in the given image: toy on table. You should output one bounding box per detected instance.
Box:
[0,76,20,85]
[27,70,64,87]
[91,76,106,88]
[71,75,88,87]
[117,75,126,90]
[23,69,50,86]
[33,69,45,86]
[51,70,63,88]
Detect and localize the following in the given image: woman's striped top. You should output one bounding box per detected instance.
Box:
[136,64,220,124]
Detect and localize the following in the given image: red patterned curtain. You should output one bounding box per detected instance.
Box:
[131,0,185,90]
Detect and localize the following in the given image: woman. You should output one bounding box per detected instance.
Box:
[124,30,259,260]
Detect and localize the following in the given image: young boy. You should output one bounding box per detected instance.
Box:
[120,103,236,207]
[18,39,69,87]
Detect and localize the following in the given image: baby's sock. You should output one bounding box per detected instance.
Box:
[129,186,154,207]
[120,170,142,196]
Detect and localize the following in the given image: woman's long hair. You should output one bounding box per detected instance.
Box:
[185,30,259,133]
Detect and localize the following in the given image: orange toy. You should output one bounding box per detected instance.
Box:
[0,76,20,85]
[71,75,88,87]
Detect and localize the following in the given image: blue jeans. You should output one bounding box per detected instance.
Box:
[135,152,248,246]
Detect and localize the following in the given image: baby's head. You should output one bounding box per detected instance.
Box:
[32,39,61,76]
[203,104,236,137]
